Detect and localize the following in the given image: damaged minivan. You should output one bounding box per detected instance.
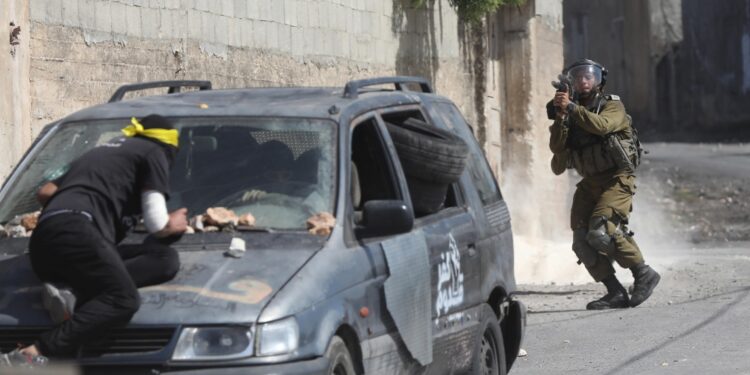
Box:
[0,77,525,374]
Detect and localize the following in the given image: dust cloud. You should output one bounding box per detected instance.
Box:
[504,166,689,286]
[501,166,589,285]
[627,172,694,273]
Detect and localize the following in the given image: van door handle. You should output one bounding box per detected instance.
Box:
[467,244,477,257]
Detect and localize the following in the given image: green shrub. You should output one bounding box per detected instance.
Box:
[413,0,526,22]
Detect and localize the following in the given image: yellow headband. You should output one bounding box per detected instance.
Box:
[121,117,179,147]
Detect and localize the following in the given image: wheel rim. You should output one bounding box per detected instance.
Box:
[480,328,499,375]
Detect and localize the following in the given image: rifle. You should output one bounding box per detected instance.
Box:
[546,74,575,120]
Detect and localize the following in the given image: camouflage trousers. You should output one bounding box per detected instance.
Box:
[570,174,644,282]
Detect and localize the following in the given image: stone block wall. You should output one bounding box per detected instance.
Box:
[2,0,482,179]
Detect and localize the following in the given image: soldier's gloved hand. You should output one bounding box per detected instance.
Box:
[554,91,571,114]
[554,91,570,110]
[241,189,267,202]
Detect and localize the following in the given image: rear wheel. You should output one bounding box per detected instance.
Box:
[325,336,355,375]
[471,306,507,375]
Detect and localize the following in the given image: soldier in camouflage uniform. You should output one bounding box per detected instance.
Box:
[548,59,660,309]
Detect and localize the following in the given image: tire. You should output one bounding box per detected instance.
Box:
[406,175,449,216]
[470,306,508,375]
[325,336,356,375]
[385,119,469,184]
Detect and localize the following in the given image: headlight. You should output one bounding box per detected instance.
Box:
[172,326,253,361]
[257,317,299,356]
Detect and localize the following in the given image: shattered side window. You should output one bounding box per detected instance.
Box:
[428,103,502,206]
[0,117,337,231]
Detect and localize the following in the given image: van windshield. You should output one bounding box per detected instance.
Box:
[0,117,337,231]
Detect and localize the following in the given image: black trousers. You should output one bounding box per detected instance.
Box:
[28,214,180,357]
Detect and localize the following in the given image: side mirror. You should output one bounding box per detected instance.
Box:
[358,200,414,237]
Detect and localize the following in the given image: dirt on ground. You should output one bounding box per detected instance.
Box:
[637,153,750,244]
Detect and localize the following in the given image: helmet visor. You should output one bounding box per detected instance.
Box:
[566,64,603,94]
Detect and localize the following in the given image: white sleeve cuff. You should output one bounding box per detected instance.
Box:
[141,190,169,233]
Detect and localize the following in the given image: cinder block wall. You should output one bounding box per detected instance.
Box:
[2,0,481,179]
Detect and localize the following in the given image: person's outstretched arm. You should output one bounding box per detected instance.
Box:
[37,182,58,206]
[141,190,188,237]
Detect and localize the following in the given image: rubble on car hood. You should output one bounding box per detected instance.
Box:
[1,207,335,238]
[188,207,256,233]
[0,211,39,238]
[190,207,335,236]
[0,207,337,325]
[0,231,327,325]
[306,212,335,235]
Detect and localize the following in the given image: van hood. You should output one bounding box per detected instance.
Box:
[0,233,325,326]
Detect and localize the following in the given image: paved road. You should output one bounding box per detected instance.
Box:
[642,142,750,178]
[514,245,750,374]
[512,143,750,374]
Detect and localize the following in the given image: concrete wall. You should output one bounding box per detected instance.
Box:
[0,1,31,180]
[563,0,750,138]
[488,0,567,237]
[488,0,578,283]
[563,0,649,124]
[562,0,653,116]
[674,0,750,132]
[1,0,486,179]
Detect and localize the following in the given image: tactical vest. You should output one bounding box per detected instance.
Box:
[565,95,640,177]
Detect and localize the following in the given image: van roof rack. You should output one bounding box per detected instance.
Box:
[108,80,212,103]
[343,76,433,99]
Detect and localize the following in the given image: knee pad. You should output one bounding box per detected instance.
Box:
[572,228,598,267]
[586,216,618,255]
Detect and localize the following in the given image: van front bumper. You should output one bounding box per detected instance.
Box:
[82,357,330,375]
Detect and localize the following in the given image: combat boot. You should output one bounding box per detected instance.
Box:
[586,274,630,310]
[629,263,660,307]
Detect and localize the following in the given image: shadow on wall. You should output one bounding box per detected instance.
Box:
[645,0,750,141]
[391,0,442,84]
[391,0,490,146]
[459,21,487,147]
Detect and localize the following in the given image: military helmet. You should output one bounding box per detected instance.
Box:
[564,59,608,89]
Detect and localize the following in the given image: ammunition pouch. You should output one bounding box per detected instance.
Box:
[565,98,641,176]
[604,130,639,172]
[569,141,618,177]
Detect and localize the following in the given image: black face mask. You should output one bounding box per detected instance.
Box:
[133,135,178,167]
